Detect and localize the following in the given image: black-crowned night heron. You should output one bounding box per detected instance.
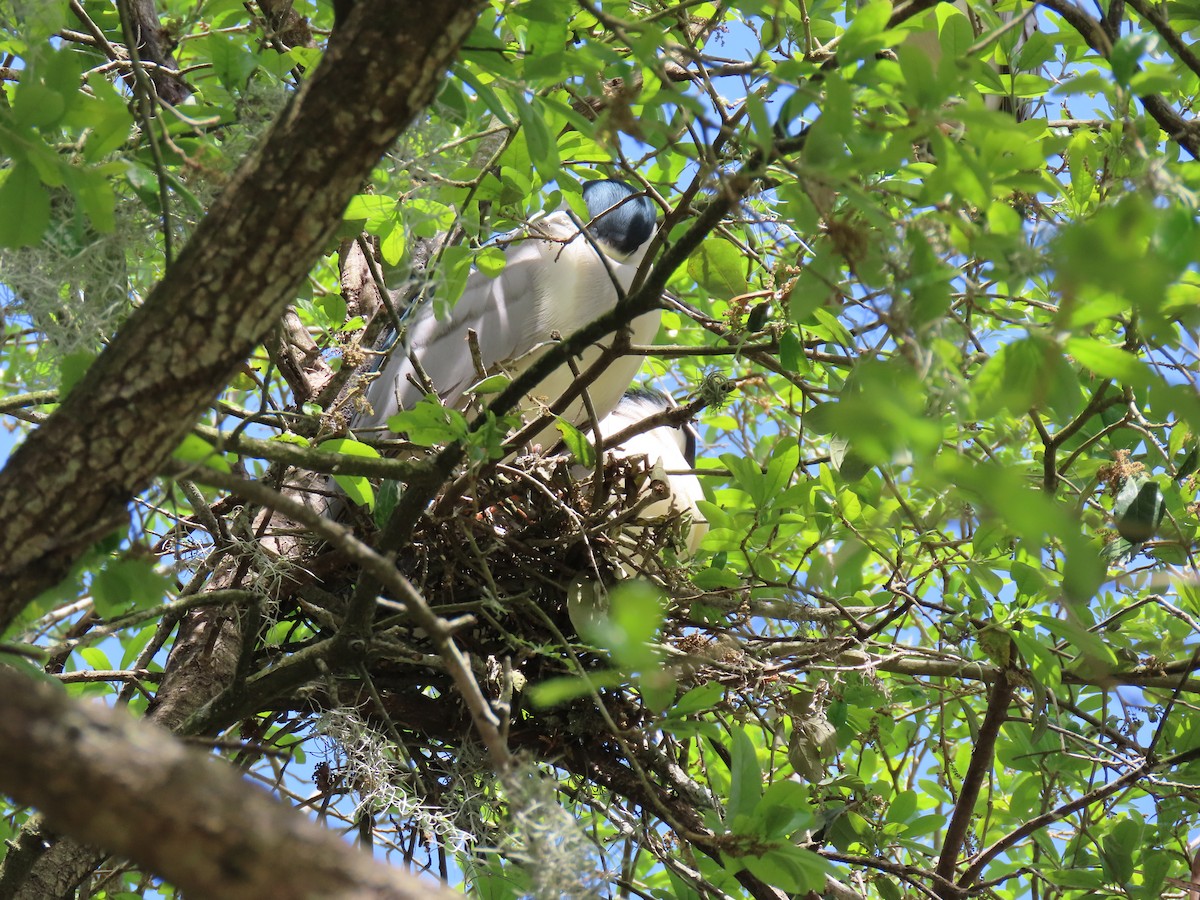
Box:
[355,178,660,447]
[567,387,708,636]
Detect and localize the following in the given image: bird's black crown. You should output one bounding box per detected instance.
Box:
[582,179,656,257]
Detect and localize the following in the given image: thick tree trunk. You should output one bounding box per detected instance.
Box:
[0,0,482,894]
[0,0,482,620]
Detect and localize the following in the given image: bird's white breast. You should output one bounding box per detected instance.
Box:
[599,403,708,557]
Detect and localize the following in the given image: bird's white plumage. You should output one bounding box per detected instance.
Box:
[355,195,659,448]
[597,391,708,557]
[567,390,708,636]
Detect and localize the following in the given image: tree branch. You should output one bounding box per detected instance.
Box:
[1036,0,1200,158]
[935,669,1014,889]
[0,662,458,900]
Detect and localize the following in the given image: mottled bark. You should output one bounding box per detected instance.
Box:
[18,559,249,896]
[273,306,336,404]
[0,1,480,893]
[148,599,244,732]
[0,0,483,621]
[124,0,192,104]
[257,0,317,49]
[0,664,456,900]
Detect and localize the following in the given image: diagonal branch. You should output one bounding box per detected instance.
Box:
[0,662,458,900]
[1036,0,1200,158]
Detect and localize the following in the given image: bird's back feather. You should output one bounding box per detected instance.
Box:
[356,202,658,443]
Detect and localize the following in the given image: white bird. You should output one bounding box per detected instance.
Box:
[567,388,708,638]
[354,179,660,447]
[595,387,708,559]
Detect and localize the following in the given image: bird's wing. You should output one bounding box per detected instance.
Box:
[355,237,547,431]
[514,226,659,432]
[355,208,657,436]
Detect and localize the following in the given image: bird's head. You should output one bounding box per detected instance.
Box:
[581,179,656,261]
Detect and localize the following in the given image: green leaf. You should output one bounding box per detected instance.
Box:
[79,647,111,670]
[0,163,51,248]
[741,845,829,894]
[1177,444,1199,481]
[1099,816,1140,884]
[762,438,800,500]
[687,238,749,299]
[667,681,724,718]
[811,306,855,347]
[198,33,260,92]
[838,0,896,62]
[440,244,476,314]
[1029,613,1119,673]
[455,65,516,126]
[1053,194,1184,309]
[91,556,172,617]
[1113,476,1165,542]
[896,41,943,108]
[519,2,569,79]
[343,193,395,226]
[727,726,763,821]
[172,434,232,474]
[386,396,470,445]
[317,437,382,460]
[1137,848,1172,899]
[529,670,625,707]
[779,328,804,374]
[1061,539,1105,605]
[1042,867,1108,889]
[475,246,507,277]
[64,164,117,234]
[638,667,677,714]
[1110,33,1154,85]
[555,418,596,467]
[788,712,837,781]
[603,581,665,672]
[467,374,511,395]
[271,432,311,447]
[380,220,406,266]
[829,435,871,481]
[336,475,375,509]
[319,438,383,510]
[514,95,557,179]
[886,790,919,824]
[750,779,814,839]
[972,336,1063,417]
[16,79,66,129]
[1065,337,1151,387]
[80,79,135,162]
[318,293,348,325]
[59,350,97,396]
[373,479,401,528]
